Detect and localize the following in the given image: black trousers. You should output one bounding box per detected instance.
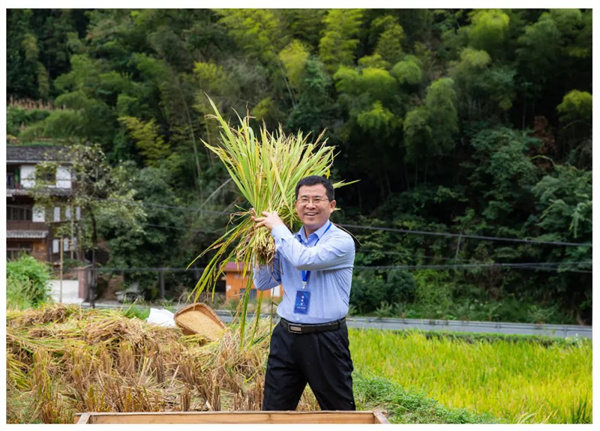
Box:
[262,320,356,411]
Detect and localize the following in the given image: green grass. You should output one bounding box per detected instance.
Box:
[349,329,592,423]
[354,373,498,423]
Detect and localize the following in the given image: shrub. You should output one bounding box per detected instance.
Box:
[7,255,52,308]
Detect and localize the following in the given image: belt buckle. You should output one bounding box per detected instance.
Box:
[288,323,303,334]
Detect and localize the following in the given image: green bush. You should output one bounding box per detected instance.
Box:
[351,269,417,314]
[6,255,52,308]
[7,106,51,136]
[413,270,454,318]
[7,277,34,310]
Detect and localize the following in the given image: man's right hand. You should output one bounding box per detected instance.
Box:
[252,209,285,232]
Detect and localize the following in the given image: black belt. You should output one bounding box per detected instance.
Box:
[280,317,346,334]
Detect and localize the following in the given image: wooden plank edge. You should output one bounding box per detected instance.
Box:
[75,413,91,424]
[373,411,390,424]
[75,411,381,424]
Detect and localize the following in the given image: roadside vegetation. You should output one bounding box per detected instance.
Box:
[7,255,53,309]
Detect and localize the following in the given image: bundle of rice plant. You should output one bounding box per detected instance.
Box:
[189,97,353,323]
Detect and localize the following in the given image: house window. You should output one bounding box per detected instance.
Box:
[7,242,33,260]
[36,165,57,184]
[53,239,59,253]
[33,206,45,222]
[54,207,61,222]
[7,173,16,188]
[7,205,33,221]
[65,206,71,220]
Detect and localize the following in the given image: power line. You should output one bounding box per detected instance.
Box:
[340,224,591,248]
[355,261,592,272]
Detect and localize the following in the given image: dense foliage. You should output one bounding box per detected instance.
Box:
[6,9,592,323]
[7,255,53,308]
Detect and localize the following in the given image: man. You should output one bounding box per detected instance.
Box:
[252,175,356,411]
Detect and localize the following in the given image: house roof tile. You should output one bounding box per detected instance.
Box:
[7,145,69,163]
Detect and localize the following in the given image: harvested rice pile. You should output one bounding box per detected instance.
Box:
[6,304,319,424]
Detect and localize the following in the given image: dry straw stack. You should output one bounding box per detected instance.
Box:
[6,304,319,424]
[189,97,354,321]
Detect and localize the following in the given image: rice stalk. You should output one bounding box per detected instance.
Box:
[189,97,355,320]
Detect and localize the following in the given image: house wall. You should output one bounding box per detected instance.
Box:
[224,270,283,301]
[56,166,71,189]
[32,240,48,261]
[33,206,45,222]
[7,239,48,261]
[20,165,36,188]
[20,164,71,189]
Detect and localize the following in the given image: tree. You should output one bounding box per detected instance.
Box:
[118,117,171,167]
[100,164,186,296]
[466,9,510,59]
[319,9,364,73]
[556,90,592,168]
[391,55,422,87]
[373,15,405,65]
[403,77,458,183]
[286,58,336,136]
[6,10,50,99]
[31,144,146,305]
[531,164,591,322]
[278,40,311,92]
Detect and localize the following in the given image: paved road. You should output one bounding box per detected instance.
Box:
[211,311,592,339]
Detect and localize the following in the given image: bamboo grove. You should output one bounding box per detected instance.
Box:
[6,9,592,324]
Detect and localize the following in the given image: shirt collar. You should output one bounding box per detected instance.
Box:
[296,221,332,243]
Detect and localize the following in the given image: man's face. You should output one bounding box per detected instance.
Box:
[295,184,336,235]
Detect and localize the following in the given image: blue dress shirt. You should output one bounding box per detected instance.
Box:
[253,221,355,324]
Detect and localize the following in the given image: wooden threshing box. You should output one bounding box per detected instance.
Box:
[75,411,389,424]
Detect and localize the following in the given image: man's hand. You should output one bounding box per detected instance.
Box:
[252,210,285,231]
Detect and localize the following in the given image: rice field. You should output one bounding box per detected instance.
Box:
[349,329,592,423]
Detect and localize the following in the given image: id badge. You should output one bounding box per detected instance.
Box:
[294,290,311,315]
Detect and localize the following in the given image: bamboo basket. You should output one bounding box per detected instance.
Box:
[174,303,226,340]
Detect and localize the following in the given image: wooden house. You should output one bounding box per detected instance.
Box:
[6,145,77,263]
[222,261,283,301]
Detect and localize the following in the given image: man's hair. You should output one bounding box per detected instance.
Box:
[295,175,335,201]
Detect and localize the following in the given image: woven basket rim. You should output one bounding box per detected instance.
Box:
[174,303,226,336]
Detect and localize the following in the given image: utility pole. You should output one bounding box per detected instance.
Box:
[59,237,63,303]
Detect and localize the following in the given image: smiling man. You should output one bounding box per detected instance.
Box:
[252,175,356,411]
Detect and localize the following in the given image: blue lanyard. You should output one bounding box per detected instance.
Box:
[301,222,332,289]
